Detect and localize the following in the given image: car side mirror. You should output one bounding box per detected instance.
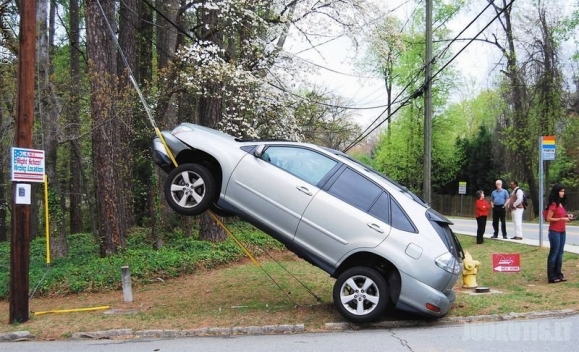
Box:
[254,144,266,158]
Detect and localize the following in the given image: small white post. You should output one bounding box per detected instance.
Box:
[121,266,133,303]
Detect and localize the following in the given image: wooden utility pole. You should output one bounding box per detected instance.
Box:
[10,0,36,324]
[423,0,433,204]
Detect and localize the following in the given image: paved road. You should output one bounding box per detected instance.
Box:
[449,217,579,253]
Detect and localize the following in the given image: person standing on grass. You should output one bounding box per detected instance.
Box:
[545,183,574,284]
[490,180,509,239]
[474,190,490,244]
[507,180,524,240]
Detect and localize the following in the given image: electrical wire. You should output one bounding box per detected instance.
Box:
[342,0,513,152]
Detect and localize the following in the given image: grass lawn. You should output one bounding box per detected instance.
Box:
[1,229,578,340]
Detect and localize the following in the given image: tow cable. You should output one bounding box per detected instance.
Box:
[94,0,323,307]
[209,212,323,305]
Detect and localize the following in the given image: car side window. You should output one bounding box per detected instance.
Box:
[262,146,337,185]
[391,198,417,233]
[327,168,382,211]
[368,192,390,224]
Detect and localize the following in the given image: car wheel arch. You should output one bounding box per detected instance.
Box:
[174,149,223,195]
[334,252,401,304]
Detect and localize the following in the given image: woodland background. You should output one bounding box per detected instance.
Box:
[0,0,578,260]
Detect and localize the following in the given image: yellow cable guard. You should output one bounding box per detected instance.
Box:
[32,306,110,316]
[43,174,51,264]
[154,127,178,167]
[208,211,261,268]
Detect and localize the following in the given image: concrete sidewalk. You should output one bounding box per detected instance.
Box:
[450,220,579,254]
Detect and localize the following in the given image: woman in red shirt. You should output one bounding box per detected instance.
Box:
[546,184,574,283]
[475,190,490,244]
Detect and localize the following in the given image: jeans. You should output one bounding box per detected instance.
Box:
[547,230,566,281]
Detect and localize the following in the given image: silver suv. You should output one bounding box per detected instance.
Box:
[153,123,463,323]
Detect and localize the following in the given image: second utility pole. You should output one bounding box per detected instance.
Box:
[423,0,433,205]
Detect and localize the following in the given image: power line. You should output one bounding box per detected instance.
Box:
[131,0,511,153]
[342,0,513,152]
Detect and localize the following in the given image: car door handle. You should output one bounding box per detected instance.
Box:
[296,185,313,196]
[367,223,384,233]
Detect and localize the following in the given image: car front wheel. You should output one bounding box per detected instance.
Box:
[333,267,389,323]
[164,163,216,216]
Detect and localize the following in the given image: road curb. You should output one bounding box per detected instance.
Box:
[1,310,576,342]
[0,331,34,342]
[66,324,305,340]
[324,309,577,331]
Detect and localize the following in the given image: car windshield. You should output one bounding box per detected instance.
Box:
[322,147,428,207]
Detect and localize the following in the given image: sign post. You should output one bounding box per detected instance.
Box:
[458,181,466,215]
[539,136,556,247]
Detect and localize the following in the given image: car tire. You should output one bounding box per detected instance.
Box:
[332,267,389,323]
[164,163,216,216]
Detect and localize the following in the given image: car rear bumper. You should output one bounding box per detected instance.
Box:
[395,270,457,317]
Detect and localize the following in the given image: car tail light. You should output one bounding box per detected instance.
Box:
[435,252,460,275]
[425,303,441,313]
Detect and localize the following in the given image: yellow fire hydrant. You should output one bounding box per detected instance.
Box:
[462,251,480,288]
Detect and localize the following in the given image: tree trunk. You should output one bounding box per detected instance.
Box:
[199,212,226,242]
[0,108,6,242]
[536,5,561,212]
[197,6,226,242]
[502,1,538,216]
[85,0,127,256]
[138,0,153,85]
[155,0,179,71]
[117,0,138,229]
[151,0,181,248]
[68,0,83,234]
[37,0,68,258]
[489,1,537,213]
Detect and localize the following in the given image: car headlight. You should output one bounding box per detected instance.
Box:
[435,252,460,275]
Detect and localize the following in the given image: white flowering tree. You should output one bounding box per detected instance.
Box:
[168,0,382,241]
[174,0,382,140]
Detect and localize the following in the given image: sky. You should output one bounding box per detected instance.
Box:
[283,1,510,129]
[284,0,579,135]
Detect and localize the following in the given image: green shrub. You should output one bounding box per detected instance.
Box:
[0,221,281,300]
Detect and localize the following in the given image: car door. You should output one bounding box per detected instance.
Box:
[294,167,392,266]
[225,145,338,243]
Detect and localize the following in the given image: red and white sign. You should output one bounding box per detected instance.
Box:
[492,253,521,272]
[11,147,45,183]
